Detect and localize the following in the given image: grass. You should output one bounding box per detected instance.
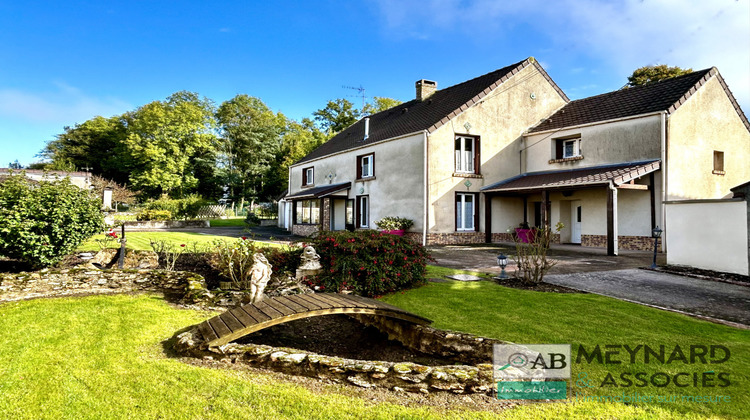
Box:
[208,217,247,227]
[1,266,746,418]
[76,231,281,252]
[382,278,750,420]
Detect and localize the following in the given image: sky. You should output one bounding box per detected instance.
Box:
[1,0,749,167]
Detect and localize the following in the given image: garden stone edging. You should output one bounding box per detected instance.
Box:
[174,312,505,395]
[0,268,212,304]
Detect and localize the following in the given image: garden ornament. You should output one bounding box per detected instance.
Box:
[249,253,273,303]
[299,246,322,270]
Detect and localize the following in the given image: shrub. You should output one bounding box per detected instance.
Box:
[374,216,414,231]
[245,212,261,227]
[310,230,432,297]
[209,237,258,289]
[0,172,104,268]
[135,209,173,221]
[510,222,564,284]
[142,194,211,220]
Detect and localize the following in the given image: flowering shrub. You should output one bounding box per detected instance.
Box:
[310,230,432,297]
[149,239,188,271]
[94,229,120,250]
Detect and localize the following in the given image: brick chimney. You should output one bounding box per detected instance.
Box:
[415,79,437,101]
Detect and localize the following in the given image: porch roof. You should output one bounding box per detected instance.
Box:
[481,159,660,194]
[285,182,352,200]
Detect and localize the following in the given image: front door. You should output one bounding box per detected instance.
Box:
[571,200,582,244]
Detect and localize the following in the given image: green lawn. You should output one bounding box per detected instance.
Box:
[382,279,749,420]
[77,231,278,252]
[208,217,247,227]
[1,269,747,418]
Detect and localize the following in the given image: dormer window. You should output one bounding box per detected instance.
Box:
[302,167,314,186]
[550,136,583,163]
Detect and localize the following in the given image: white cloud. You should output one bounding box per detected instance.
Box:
[0,83,131,125]
[371,0,750,109]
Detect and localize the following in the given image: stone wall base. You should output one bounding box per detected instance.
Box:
[582,235,662,251]
[0,269,211,304]
[425,232,485,245]
[292,224,320,237]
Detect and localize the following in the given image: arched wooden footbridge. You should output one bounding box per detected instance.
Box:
[196,293,432,347]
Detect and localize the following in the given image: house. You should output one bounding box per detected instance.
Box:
[0,169,92,189]
[282,59,750,255]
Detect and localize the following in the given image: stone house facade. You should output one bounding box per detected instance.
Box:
[282,59,750,253]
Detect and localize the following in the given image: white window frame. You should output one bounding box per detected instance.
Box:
[361,154,373,178]
[455,136,476,173]
[456,193,476,231]
[357,195,369,228]
[303,167,314,186]
[562,138,580,159]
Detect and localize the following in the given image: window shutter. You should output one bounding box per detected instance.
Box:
[356,156,362,179]
[474,138,481,174]
[474,194,480,231]
[555,139,563,159]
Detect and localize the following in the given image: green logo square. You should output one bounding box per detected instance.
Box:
[497,381,567,400]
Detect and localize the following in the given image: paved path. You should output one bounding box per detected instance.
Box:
[545,269,750,327]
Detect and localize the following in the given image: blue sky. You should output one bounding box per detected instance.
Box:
[1,0,749,167]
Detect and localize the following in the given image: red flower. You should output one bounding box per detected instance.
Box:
[180,244,186,247]
[241,236,248,240]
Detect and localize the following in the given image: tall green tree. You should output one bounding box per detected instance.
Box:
[124,91,216,198]
[216,95,286,208]
[40,115,130,184]
[627,65,693,87]
[267,117,327,195]
[313,98,361,134]
[362,96,402,115]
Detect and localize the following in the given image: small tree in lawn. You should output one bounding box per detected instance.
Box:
[511,222,564,284]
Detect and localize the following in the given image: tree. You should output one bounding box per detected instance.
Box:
[313,98,361,134]
[627,65,693,87]
[8,160,22,169]
[216,95,286,208]
[124,91,217,198]
[362,96,402,115]
[266,117,327,196]
[89,175,137,211]
[39,115,130,184]
[0,172,104,268]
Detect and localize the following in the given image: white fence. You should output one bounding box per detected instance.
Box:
[665,199,749,275]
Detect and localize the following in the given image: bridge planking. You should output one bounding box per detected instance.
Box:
[196,293,432,347]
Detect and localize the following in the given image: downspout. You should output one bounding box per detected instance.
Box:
[660,111,668,253]
[423,130,429,246]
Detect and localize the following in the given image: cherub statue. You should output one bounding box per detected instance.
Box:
[249,253,273,303]
[299,245,322,270]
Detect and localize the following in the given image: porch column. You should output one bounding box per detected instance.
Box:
[484,194,492,243]
[607,184,619,256]
[541,190,549,228]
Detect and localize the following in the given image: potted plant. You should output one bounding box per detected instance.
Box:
[514,222,536,243]
[375,217,414,236]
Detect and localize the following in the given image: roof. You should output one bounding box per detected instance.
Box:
[285,182,351,200]
[297,57,568,164]
[528,68,750,134]
[481,160,660,193]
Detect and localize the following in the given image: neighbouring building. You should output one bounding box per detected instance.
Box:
[0,169,92,189]
[281,58,750,255]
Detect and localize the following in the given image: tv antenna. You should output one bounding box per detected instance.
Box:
[342,85,367,110]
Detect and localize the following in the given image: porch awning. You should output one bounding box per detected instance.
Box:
[285,182,351,200]
[481,159,660,194]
